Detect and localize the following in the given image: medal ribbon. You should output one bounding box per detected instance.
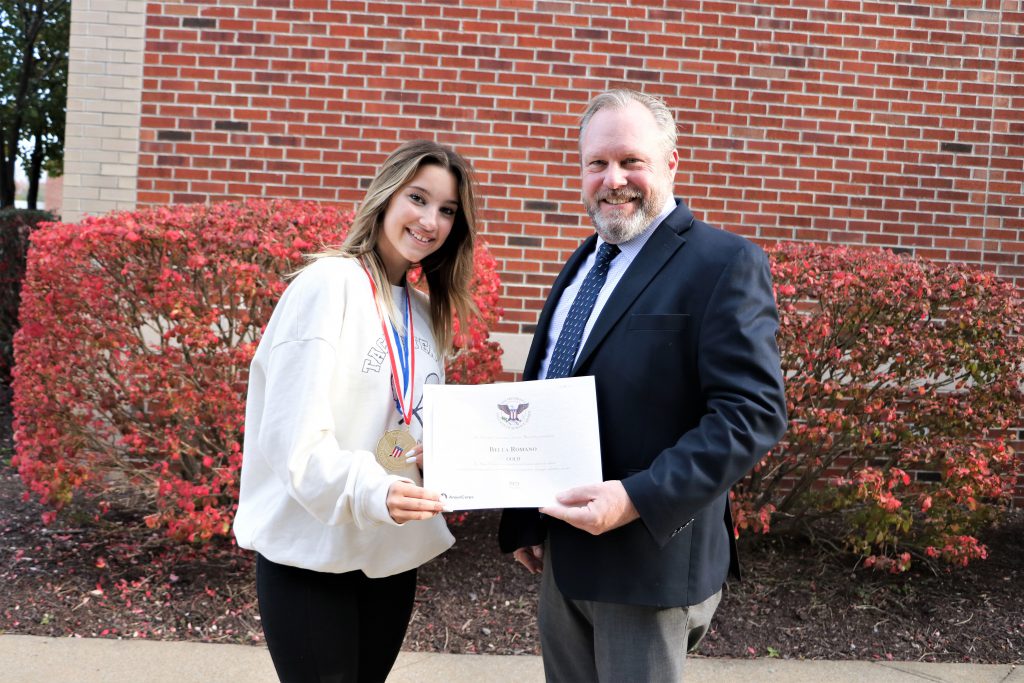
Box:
[362,262,416,426]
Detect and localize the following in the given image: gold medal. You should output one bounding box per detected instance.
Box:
[375,429,417,472]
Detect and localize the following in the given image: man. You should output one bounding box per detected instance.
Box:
[499,89,788,681]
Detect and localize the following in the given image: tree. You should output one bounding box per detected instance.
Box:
[0,0,69,209]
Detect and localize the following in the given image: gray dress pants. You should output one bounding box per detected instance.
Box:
[538,546,722,683]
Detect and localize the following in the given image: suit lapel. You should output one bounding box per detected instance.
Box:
[522,235,599,379]
[572,202,693,373]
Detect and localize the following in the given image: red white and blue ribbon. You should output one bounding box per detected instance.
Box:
[362,262,416,427]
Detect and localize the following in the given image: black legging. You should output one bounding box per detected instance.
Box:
[256,554,417,683]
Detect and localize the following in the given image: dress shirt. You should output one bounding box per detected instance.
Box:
[539,198,677,380]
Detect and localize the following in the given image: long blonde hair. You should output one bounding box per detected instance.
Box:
[308,140,478,355]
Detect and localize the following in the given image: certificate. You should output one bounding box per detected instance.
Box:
[422,376,603,510]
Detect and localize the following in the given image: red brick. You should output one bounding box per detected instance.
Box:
[132,1,1024,360]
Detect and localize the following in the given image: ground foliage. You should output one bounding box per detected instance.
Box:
[1,389,1021,664]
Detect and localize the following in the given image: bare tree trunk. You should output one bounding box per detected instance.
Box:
[26,133,43,210]
[0,172,14,208]
[0,125,15,208]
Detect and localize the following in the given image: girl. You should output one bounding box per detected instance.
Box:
[234,140,479,682]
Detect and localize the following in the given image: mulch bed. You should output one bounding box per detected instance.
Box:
[1,384,1021,663]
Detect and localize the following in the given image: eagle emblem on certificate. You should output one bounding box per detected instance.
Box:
[497,399,530,428]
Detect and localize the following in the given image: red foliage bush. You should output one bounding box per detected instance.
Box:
[12,200,503,542]
[0,209,54,384]
[733,243,1024,571]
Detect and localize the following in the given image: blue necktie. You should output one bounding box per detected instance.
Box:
[546,242,620,379]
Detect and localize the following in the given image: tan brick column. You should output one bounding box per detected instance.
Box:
[60,0,146,223]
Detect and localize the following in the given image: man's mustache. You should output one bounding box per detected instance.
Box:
[595,189,641,204]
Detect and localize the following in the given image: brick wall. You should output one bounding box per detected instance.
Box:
[132,0,1024,339]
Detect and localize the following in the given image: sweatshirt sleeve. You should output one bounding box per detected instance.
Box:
[253,263,406,529]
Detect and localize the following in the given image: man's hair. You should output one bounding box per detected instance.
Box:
[578,89,678,159]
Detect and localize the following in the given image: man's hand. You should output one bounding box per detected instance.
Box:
[513,544,544,574]
[540,480,640,535]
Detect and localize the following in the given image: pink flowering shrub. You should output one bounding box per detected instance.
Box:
[732,243,1023,571]
[12,200,503,542]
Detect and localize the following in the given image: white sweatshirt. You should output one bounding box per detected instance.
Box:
[233,256,454,576]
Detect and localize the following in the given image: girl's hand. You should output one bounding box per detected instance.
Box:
[513,544,544,574]
[404,443,424,470]
[386,480,444,524]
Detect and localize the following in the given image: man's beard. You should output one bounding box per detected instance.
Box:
[585,183,670,244]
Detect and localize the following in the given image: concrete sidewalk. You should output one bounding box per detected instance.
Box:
[0,634,1019,682]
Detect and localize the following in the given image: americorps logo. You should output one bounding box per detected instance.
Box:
[496,398,530,429]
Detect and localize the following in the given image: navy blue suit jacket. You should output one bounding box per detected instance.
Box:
[498,199,788,608]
